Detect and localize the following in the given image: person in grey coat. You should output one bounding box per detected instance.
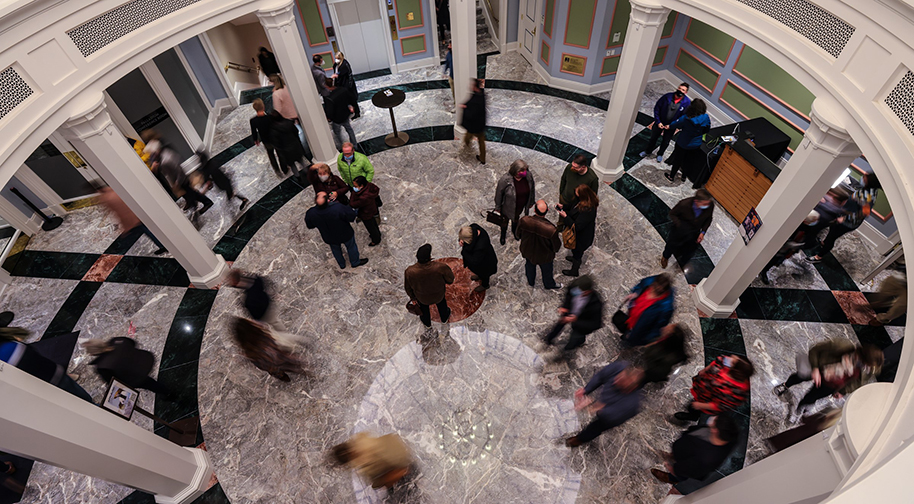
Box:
[311,54,330,98]
[494,159,536,245]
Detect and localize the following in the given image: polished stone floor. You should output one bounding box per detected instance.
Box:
[5,51,901,504]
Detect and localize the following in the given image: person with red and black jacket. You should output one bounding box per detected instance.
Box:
[673,354,754,424]
[349,176,382,246]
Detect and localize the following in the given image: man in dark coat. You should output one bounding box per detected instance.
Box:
[405,244,455,327]
[651,414,739,487]
[227,269,286,331]
[459,223,497,292]
[250,98,280,173]
[518,200,562,289]
[86,337,167,394]
[311,54,330,98]
[305,191,368,269]
[332,53,360,118]
[661,189,714,269]
[258,47,281,76]
[460,78,487,164]
[640,83,692,163]
[542,275,604,360]
[323,80,358,151]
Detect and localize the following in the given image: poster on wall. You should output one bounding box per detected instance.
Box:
[739,207,762,245]
[561,55,585,75]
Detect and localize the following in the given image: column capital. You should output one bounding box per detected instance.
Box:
[806,97,862,158]
[630,0,671,28]
[256,1,296,29]
[61,93,112,142]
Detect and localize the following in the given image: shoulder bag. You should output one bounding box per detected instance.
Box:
[562,225,577,249]
[486,210,509,228]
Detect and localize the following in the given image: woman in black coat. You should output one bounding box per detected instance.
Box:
[332,52,360,119]
[459,223,498,292]
[270,110,308,182]
[558,185,599,277]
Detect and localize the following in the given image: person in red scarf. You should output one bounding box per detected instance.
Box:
[620,274,675,346]
[673,354,754,424]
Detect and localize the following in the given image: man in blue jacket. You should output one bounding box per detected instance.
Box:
[565,360,645,446]
[305,191,369,269]
[621,274,675,346]
[640,83,691,163]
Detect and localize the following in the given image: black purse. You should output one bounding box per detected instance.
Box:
[375,195,383,207]
[486,210,509,228]
[611,300,629,334]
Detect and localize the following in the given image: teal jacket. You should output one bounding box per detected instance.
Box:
[337,152,374,186]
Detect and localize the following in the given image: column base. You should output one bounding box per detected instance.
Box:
[188,255,229,289]
[454,124,467,139]
[154,448,213,504]
[692,277,740,318]
[591,159,625,183]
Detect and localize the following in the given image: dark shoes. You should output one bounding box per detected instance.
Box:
[440,308,452,324]
[369,241,380,247]
[664,173,675,182]
[153,247,168,256]
[473,285,487,292]
[545,283,563,290]
[759,271,770,285]
[565,255,574,262]
[562,268,579,277]
[353,258,369,268]
[773,383,788,396]
[470,274,480,281]
[476,155,485,165]
[673,411,700,423]
[239,198,250,211]
[650,468,674,484]
[564,436,582,448]
[660,256,668,269]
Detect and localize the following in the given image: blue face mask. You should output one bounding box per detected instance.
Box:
[352,186,361,192]
[570,287,582,296]
[344,155,354,162]
[697,204,710,210]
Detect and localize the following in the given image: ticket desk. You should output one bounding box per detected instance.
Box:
[705,139,782,221]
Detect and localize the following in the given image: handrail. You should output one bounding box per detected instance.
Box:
[483,0,498,23]
[224,62,257,73]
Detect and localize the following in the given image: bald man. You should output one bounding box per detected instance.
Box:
[518,199,563,289]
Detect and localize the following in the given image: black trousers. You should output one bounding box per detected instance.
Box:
[263,143,280,171]
[544,322,587,351]
[362,215,382,244]
[798,384,838,409]
[500,209,524,243]
[419,298,450,327]
[576,415,616,443]
[814,224,855,256]
[644,125,676,157]
[663,235,699,266]
[180,181,213,209]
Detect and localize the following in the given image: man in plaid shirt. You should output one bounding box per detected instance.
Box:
[673,354,754,423]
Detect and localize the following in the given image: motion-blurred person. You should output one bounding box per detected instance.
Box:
[642,324,690,384]
[257,47,281,78]
[332,432,413,489]
[97,186,167,255]
[799,189,849,251]
[662,189,714,270]
[618,274,675,346]
[226,269,287,332]
[558,155,599,229]
[541,275,604,360]
[307,163,350,204]
[807,174,880,263]
[331,52,360,118]
[324,78,358,151]
[665,99,710,186]
[443,42,454,102]
[231,317,304,382]
[349,176,382,246]
[651,414,739,486]
[143,133,214,215]
[565,361,645,447]
[405,244,454,327]
[765,407,842,453]
[459,224,498,292]
[459,78,487,164]
[0,327,93,402]
[518,200,562,290]
[773,340,883,422]
[337,142,375,187]
[250,98,280,174]
[311,54,330,98]
[557,185,599,277]
[758,211,820,285]
[640,83,691,163]
[493,159,536,245]
[867,273,906,327]
[270,110,309,183]
[82,337,168,395]
[304,192,368,269]
[196,149,250,211]
[270,74,297,122]
[673,354,754,424]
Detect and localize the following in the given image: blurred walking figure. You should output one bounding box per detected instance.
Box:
[459,224,498,292]
[662,189,714,270]
[197,149,250,211]
[651,414,739,486]
[758,211,821,285]
[565,361,644,447]
[257,47,281,78]
[493,160,536,245]
[557,185,599,277]
[349,176,382,246]
[270,74,297,122]
[97,186,167,255]
[226,269,287,332]
[0,327,93,402]
[867,273,906,326]
[230,317,305,382]
[405,244,454,327]
[642,324,690,384]
[807,173,880,263]
[82,337,168,395]
[773,339,883,422]
[459,78,487,164]
[518,200,562,289]
[541,275,604,360]
[250,98,281,174]
[332,432,414,489]
[324,78,358,151]
[617,274,675,346]
[673,354,754,424]
[143,132,213,215]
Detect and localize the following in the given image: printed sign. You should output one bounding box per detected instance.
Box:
[739,207,762,244]
[102,378,139,421]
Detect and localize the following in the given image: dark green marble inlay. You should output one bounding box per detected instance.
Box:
[42,281,103,339]
[105,256,188,287]
[626,190,672,227]
[752,288,822,322]
[851,324,893,350]
[811,254,859,292]
[10,251,100,280]
[500,128,541,149]
[699,318,747,360]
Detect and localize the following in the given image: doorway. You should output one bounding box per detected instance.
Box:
[331,0,392,74]
[518,0,539,64]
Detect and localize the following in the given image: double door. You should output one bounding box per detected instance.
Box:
[332,0,391,74]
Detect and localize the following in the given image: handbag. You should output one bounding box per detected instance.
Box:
[611,300,629,334]
[406,301,421,316]
[486,210,509,228]
[562,225,577,249]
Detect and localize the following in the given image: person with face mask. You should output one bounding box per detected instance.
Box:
[459,224,497,292]
[331,52,360,119]
[304,191,368,269]
[307,163,350,204]
[348,176,382,246]
[558,154,599,229]
[640,83,691,164]
[661,189,715,270]
[540,275,604,361]
[557,184,599,277]
[336,142,374,187]
[493,159,536,245]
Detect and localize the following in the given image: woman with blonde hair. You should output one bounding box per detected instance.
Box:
[331,51,360,119]
[558,184,599,277]
[270,74,297,121]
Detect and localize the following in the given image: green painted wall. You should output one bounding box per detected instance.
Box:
[565,0,597,48]
[733,45,815,117]
[654,46,667,65]
[296,0,328,46]
[602,56,620,75]
[541,41,551,63]
[684,19,734,62]
[544,0,556,38]
[394,0,424,29]
[675,51,718,93]
[400,35,426,54]
[607,1,677,47]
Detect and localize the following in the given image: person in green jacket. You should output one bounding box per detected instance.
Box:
[337,142,374,187]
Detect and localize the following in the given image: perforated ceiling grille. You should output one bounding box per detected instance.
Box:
[67,0,201,57]
[885,71,914,137]
[0,67,33,121]
[736,0,854,58]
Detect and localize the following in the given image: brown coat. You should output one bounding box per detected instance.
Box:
[404,261,454,305]
[518,215,562,265]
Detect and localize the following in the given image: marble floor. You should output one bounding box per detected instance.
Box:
[5,52,902,504]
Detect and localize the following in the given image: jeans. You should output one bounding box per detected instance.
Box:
[361,216,382,244]
[331,120,357,151]
[328,235,360,268]
[544,322,586,351]
[418,298,451,327]
[463,132,486,163]
[644,124,676,157]
[524,260,557,288]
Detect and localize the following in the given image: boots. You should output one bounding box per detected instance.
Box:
[562,260,581,277]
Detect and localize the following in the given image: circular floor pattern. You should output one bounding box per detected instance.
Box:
[352,326,581,504]
[422,257,486,323]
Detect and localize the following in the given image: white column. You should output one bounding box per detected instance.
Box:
[14,165,67,216]
[257,1,338,165]
[60,93,228,288]
[0,195,41,235]
[693,97,861,316]
[450,0,476,132]
[592,0,669,182]
[0,363,212,504]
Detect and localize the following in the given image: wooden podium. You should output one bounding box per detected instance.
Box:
[706,143,777,220]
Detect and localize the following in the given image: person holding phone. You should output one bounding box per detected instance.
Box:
[672,354,754,425]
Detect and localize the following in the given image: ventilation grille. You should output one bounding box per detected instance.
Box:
[736,0,854,58]
[67,0,201,57]
[885,71,914,137]
[0,67,34,121]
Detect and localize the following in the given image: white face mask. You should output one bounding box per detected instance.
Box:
[336,58,342,64]
[319,175,329,182]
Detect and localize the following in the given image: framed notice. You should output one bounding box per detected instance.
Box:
[739,207,762,244]
[102,378,139,421]
[560,54,586,76]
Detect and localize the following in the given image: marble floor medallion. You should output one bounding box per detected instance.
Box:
[352,326,581,504]
[424,258,486,323]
